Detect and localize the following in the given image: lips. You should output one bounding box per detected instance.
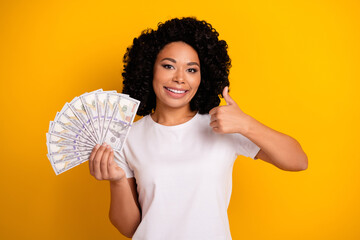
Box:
[163,86,189,98]
[164,87,188,94]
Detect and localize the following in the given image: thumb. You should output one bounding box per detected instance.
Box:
[223,86,235,105]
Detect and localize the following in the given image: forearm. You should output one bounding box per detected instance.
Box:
[241,115,308,171]
[109,178,141,238]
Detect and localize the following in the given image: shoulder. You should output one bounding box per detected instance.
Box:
[195,113,211,126]
[197,113,211,120]
[132,115,151,128]
[125,115,149,138]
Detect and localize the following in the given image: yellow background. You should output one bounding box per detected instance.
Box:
[1,0,359,239]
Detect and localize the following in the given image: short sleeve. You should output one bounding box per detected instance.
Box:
[232,133,261,160]
[114,149,134,178]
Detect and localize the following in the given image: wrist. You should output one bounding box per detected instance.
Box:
[237,113,253,135]
[110,177,127,186]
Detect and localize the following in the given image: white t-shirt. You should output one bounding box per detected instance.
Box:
[115,112,260,240]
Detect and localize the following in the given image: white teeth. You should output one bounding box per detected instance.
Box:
[166,87,186,94]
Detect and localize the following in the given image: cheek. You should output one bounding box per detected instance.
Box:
[152,72,163,90]
[152,80,162,97]
[153,69,168,86]
[191,75,201,91]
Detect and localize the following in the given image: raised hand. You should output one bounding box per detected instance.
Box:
[89,143,126,182]
[209,86,250,134]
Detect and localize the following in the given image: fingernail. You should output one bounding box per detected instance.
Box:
[103,142,107,146]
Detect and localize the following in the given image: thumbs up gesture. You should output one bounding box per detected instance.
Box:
[209,86,250,134]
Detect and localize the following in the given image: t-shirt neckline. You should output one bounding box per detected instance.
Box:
[148,111,200,130]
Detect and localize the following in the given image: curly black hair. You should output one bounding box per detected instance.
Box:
[122,17,231,116]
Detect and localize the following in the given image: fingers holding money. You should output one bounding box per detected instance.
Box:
[88,142,125,182]
[100,145,112,179]
[89,142,115,181]
[89,144,100,176]
[108,150,125,181]
[92,143,107,180]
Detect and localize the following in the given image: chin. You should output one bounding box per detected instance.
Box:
[166,102,191,109]
[160,99,192,110]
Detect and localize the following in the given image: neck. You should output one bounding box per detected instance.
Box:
[151,104,197,126]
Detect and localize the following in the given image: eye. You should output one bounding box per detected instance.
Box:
[162,64,174,69]
[187,68,198,73]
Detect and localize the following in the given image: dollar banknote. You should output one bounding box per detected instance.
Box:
[47,142,93,156]
[46,133,93,148]
[55,104,96,145]
[102,95,139,151]
[81,92,100,142]
[49,153,90,175]
[68,96,98,142]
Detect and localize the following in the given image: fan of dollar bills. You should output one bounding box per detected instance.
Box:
[46,89,140,175]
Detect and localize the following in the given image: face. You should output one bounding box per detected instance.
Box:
[152,41,201,112]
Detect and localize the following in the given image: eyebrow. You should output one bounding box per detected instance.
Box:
[160,58,200,67]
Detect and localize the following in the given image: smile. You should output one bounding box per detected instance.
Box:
[164,87,188,94]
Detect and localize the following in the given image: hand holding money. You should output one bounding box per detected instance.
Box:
[46,89,140,175]
[89,143,126,182]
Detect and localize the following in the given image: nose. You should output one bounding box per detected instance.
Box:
[172,69,185,84]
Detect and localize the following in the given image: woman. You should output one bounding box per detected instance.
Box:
[89,17,308,239]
